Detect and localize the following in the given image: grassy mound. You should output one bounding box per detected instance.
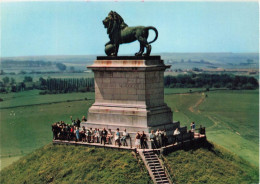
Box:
[164,143,259,184]
[0,144,152,184]
[1,142,258,184]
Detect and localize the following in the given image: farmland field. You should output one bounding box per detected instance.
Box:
[0,88,259,170]
[0,90,95,170]
[0,72,94,83]
[165,89,259,166]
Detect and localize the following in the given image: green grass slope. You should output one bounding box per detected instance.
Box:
[0,144,152,184]
[164,143,259,184]
[1,143,258,184]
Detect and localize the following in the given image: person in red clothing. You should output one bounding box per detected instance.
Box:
[70,126,75,141]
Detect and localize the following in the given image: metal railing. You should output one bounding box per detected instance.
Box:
[143,150,166,183]
[151,142,174,184]
[160,155,174,184]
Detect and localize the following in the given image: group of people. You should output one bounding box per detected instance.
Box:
[148,129,168,149]
[52,118,198,148]
[51,120,167,149]
[51,119,132,147]
[172,122,197,143]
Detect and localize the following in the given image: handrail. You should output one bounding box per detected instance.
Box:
[151,141,173,184]
[149,141,173,183]
[160,155,174,184]
[144,150,166,183]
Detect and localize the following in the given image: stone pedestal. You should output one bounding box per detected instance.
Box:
[83,56,179,146]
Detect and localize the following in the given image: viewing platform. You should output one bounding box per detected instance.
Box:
[52,127,206,152]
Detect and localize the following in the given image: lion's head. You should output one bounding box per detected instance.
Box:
[102,11,128,34]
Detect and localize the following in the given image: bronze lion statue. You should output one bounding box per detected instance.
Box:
[103,11,158,56]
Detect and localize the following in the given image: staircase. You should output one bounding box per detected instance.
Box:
[139,150,172,184]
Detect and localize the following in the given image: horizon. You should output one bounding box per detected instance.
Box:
[1,1,259,57]
[1,52,259,59]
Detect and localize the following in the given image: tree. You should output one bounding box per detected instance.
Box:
[3,76,9,84]
[247,59,254,64]
[39,77,47,86]
[23,76,33,82]
[0,70,4,75]
[10,78,16,85]
[18,82,26,91]
[69,66,75,72]
[19,70,27,75]
[56,63,67,71]
[11,85,17,92]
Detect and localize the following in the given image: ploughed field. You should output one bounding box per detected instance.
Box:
[0,89,259,170]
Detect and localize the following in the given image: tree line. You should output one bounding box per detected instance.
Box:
[0,73,258,95]
[39,78,94,94]
[164,74,259,90]
[0,76,94,94]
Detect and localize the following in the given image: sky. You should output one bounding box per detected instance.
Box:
[0,1,259,57]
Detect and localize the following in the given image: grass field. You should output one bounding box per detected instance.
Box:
[165,89,259,166]
[0,90,95,170]
[0,88,259,170]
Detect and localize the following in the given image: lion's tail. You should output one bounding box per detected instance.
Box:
[146,26,158,44]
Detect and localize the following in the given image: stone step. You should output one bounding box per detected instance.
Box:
[156,180,170,183]
[144,153,156,156]
[144,152,156,155]
[146,157,157,159]
[151,168,164,172]
[148,162,161,166]
[153,172,165,176]
[154,175,167,179]
[154,174,167,177]
[145,154,157,157]
[148,163,161,166]
[150,166,163,171]
[145,157,157,160]
[152,170,165,174]
[143,151,155,154]
[154,173,167,178]
[155,177,168,181]
[149,166,162,170]
[155,178,168,182]
[147,159,160,162]
[146,160,160,164]
[157,180,170,184]
[144,155,157,158]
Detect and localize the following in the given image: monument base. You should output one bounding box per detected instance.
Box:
[84,56,180,148]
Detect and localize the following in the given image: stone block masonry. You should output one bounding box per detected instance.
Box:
[82,56,179,144]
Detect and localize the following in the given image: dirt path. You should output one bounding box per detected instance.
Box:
[189,96,205,113]
[206,115,220,129]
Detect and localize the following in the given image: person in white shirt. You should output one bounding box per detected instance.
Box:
[95,128,100,143]
[173,128,180,143]
[155,129,162,147]
[121,129,129,146]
